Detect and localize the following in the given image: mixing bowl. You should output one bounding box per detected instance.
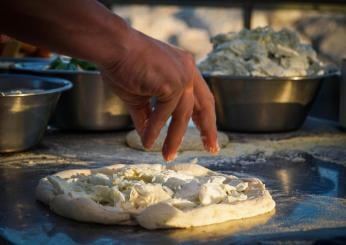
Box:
[0,57,50,73]
[203,73,333,132]
[0,74,72,152]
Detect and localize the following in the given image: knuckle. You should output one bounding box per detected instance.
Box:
[160,83,175,96]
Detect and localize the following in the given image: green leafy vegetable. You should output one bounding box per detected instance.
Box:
[49,57,97,71]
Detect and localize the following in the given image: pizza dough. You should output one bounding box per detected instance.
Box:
[36,161,275,229]
[126,127,229,151]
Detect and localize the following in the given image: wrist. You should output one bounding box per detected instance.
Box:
[94,14,135,68]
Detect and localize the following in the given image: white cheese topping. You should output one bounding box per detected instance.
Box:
[199,26,324,77]
[47,165,249,212]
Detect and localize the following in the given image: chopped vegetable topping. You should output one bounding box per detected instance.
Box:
[49,56,97,71]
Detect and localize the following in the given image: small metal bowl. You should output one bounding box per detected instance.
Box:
[11,65,132,131]
[0,57,51,73]
[203,73,333,132]
[0,74,72,152]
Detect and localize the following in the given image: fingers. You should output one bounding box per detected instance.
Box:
[0,34,11,43]
[162,89,194,161]
[101,71,152,141]
[142,93,181,150]
[127,103,151,139]
[192,71,219,154]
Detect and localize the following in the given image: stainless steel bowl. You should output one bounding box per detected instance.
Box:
[341,59,346,129]
[12,66,132,131]
[0,57,50,73]
[0,74,72,152]
[203,74,332,132]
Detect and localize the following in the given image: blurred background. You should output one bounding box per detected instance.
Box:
[1,1,345,122]
[101,1,346,122]
[99,2,346,66]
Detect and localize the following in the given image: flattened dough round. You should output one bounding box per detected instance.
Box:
[36,162,275,230]
[126,127,229,151]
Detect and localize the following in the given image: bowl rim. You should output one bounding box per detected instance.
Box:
[0,57,52,63]
[12,62,100,75]
[201,70,340,81]
[0,74,73,97]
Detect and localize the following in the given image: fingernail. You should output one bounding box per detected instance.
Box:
[142,138,154,150]
[140,136,148,149]
[143,141,153,150]
[162,143,177,162]
[206,142,220,155]
[138,129,145,140]
[141,126,154,150]
[165,152,177,162]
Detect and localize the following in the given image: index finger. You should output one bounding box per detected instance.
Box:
[142,93,181,150]
[192,71,219,154]
[162,89,194,161]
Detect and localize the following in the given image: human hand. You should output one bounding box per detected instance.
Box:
[0,34,12,43]
[101,29,219,161]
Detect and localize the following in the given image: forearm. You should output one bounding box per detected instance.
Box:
[0,0,131,66]
[0,0,219,161]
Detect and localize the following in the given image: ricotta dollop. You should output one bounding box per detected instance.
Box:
[47,164,250,213]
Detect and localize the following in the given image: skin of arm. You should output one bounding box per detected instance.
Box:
[0,0,219,161]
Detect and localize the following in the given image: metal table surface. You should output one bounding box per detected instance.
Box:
[1,157,345,244]
[1,118,346,244]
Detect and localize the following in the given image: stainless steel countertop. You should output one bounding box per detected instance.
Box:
[0,117,346,244]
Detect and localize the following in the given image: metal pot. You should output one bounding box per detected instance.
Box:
[340,59,346,129]
[0,74,72,152]
[0,57,50,73]
[11,66,132,131]
[203,74,332,132]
